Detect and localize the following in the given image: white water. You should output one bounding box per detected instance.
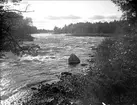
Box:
[0,33,104,105]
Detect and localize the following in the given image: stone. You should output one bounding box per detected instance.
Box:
[91,46,97,50]
[89,54,94,58]
[61,72,72,76]
[20,44,40,56]
[60,99,71,105]
[31,87,38,90]
[68,54,80,65]
[60,72,72,80]
[87,58,95,63]
[81,63,88,66]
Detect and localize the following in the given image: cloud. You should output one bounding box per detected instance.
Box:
[46,16,61,20]
[89,15,120,21]
[63,15,81,19]
[107,15,119,20]
[45,15,81,20]
[90,15,105,20]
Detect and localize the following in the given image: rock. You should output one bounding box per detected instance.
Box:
[31,44,40,49]
[81,63,88,66]
[20,44,40,56]
[21,44,40,51]
[21,45,31,50]
[0,53,5,58]
[91,47,97,50]
[49,86,60,94]
[60,72,72,80]
[31,87,38,90]
[87,58,95,63]
[68,54,80,65]
[60,99,71,105]
[61,72,72,76]
[89,54,94,58]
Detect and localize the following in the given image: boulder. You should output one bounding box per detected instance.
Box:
[61,72,72,76]
[87,58,95,63]
[59,72,72,80]
[81,63,88,66]
[20,44,40,56]
[68,53,80,65]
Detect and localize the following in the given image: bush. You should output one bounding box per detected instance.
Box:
[91,33,137,104]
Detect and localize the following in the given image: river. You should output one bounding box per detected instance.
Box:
[0,33,104,105]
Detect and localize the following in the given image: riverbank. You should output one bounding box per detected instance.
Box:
[63,33,122,37]
[0,54,95,105]
[0,34,103,105]
[21,48,97,105]
[23,70,99,105]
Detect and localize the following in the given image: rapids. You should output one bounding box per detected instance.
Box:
[0,33,104,105]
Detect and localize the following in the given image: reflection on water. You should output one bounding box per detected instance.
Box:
[0,33,104,104]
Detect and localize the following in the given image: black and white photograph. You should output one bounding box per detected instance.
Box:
[0,0,137,105]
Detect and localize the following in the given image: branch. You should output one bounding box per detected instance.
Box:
[25,4,30,12]
[1,3,34,13]
[6,9,34,13]
[6,25,23,51]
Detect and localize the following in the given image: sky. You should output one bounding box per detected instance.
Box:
[16,0,123,30]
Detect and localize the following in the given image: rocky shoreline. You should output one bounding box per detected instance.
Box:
[0,41,97,105]
[22,72,90,105]
[1,72,90,105]
[22,53,96,105]
[1,55,95,105]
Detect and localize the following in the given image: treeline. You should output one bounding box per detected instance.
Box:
[54,20,131,36]
[37,29,53,33]
[11,17,38,41]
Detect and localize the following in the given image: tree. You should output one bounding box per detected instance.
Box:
[53,21,129,36]
[0,0,37,55]
[111,0,137,27]
[91,0,137,104]
[54,26,61,34]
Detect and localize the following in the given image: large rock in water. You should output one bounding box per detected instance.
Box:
[68,53,80,65]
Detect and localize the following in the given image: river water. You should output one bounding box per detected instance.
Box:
[0,33,104,105]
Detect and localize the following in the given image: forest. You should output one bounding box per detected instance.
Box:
[53,20,131,37]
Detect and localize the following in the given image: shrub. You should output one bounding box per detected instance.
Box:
[92,33,137,104]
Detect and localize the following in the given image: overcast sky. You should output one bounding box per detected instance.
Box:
[18,0,122,30]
